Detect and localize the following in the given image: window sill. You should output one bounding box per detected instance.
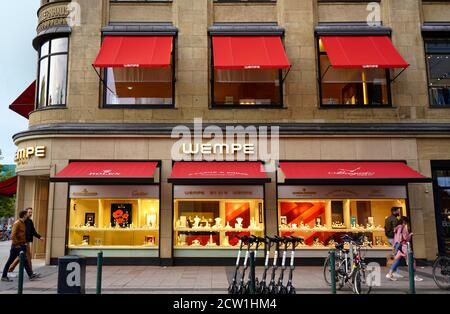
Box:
[211,104,285,109]
[429,105,450,109]
[320,104,393,109]
[31,105,67,115]
[102,105,175,109]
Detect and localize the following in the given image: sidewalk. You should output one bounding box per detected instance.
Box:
[0,241,448,294]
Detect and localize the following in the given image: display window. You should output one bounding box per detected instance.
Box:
[67,185,160,253]
[278,185,408,249]
[173,186,265,249]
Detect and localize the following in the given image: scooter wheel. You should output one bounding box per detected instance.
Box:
[228,284,237,294]
[278,286,287,295]
[288,286,296,295]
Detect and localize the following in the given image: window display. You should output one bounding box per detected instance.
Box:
[67,185,160,251]
[173,186,265,249]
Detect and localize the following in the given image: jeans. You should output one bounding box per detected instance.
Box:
[2,245,33,278]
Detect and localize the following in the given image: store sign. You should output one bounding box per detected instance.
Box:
[278,186,407,199]
[182,143,255,155]
[328,167,375,177]
[37,4,70,33]
[15,146,46,163]
[70,185,159,199]
[174,185,263,199]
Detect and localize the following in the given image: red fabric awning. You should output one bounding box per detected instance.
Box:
[9,81,36,119]
[320,36,409,69]
[169,162,270,184]
[93,36,173,68]
[279,162,430,184]
[51,161,159,183]
[212,36,291,70]
[0,176,17,197]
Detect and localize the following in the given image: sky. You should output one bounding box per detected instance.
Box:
[0,0,40,164]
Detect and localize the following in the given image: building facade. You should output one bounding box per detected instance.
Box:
[10,0,450,265]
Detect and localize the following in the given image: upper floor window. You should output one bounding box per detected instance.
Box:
[93,36,175,108]
[37,37,69,108]
[211,36,290,108]
[425,39,450,107]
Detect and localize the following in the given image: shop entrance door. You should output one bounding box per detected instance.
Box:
[32,177,49,259]
[432,162,450,255]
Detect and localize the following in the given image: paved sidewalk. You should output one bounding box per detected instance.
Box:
[0,241,448,294]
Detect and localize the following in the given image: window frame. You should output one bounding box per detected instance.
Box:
[316,37,393,109]
[209,36,285,109]
[101,36,177,109]
[424,38,450,108]
[35,36,69,110]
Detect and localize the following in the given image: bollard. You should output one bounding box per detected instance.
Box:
[17,251,25,294]
[330,250,337,294]
[96,251,103,295]
[407,243,416,294]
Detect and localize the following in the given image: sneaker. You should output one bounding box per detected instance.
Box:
[1,277,13,282]
[32,272,41,278]
[386,273,397,281]
[393,272,404,279]
[29,273,39,281]
[414,275,423,282]
[7,272,16,278]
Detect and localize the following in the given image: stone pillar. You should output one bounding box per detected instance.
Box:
[159,159,173,264]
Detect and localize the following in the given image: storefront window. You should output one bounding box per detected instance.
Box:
[104,67,174,107]
[433,168,450,254]
[278,185,407,248]
[212,69,282,107]
[67,185,160,256]
[36,37,68,108]
[173,186,265,251]
[318,39,391,107]
[425,39,450,107]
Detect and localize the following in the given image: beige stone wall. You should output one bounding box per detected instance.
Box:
[27,0,450,127]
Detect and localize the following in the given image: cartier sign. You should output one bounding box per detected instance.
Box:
[37,4,70,33]
[15,146,46,163]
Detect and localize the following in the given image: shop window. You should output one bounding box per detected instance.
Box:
[37,37,68,108]
[212,69,283,107]
[278,198,407,248]
[432,166,450,254]
[174,198,265,249]
[318,38,391,107]
[425,39,450,107]
[68,187,160,253]
[104,66,174,107]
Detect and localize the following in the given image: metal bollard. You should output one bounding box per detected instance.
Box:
[249,251,256,294]
[329,250,336,294]
[96,251,103,295]
[18,251,25,295]
[407,243,416,294]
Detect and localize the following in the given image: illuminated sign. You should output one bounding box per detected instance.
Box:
[15,146,46,162]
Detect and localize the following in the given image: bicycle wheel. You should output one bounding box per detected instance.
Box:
[353,266,372,295]
[323,256,340,286]
[433,256,450,290]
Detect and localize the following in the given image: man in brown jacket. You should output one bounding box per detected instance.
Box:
[1,210,38,282]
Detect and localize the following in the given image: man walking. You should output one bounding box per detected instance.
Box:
[7,208,44,275]
[1,210,38,282]
[384,206,402,278]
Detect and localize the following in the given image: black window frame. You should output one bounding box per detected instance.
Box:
[36,36,69,110]
[424,38,450,108]
[316,36,393,109]
[101,36,177,109]
[209,36,285,109]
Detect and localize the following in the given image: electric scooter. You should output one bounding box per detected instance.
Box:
[257,236,276,294]
[228,235,249,294]
[243,235,263,293]
[275,236,291,294]
[236,236,256,294]
[285,236,303,294]
[267,235,284,294]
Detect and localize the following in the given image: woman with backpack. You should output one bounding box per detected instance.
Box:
[386,217,423,282]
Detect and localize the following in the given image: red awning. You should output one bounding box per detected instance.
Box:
[9,81,36,119]
[0,176,17,197]
[93,36,173,68]
[212,36,291,70]
[51,161,159,183]
[279,162,430,184]
[169,162,270,184]
[320,36,409,69]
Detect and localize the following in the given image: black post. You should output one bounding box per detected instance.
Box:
[17,251,25,294]
[96,251,103,295]
[407,243,416,294]
[330,250,336,294]
[249,251,256,294]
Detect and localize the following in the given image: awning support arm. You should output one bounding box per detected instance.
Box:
[282,65,292,83]
[92,65,118,96]
[321,65,332,81]
[390,67,407,82]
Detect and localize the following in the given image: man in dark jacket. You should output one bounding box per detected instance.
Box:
[7,208,44,275]
[385,207,401,246]
[1,210,38,282]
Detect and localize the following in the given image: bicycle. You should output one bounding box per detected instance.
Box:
[432,254,450,290]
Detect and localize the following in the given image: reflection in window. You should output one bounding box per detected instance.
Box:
[213,69,282,107]
[318,39,390,107]
[105,67,174,106]
[37,37,69,108]
[425,40,450,106]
